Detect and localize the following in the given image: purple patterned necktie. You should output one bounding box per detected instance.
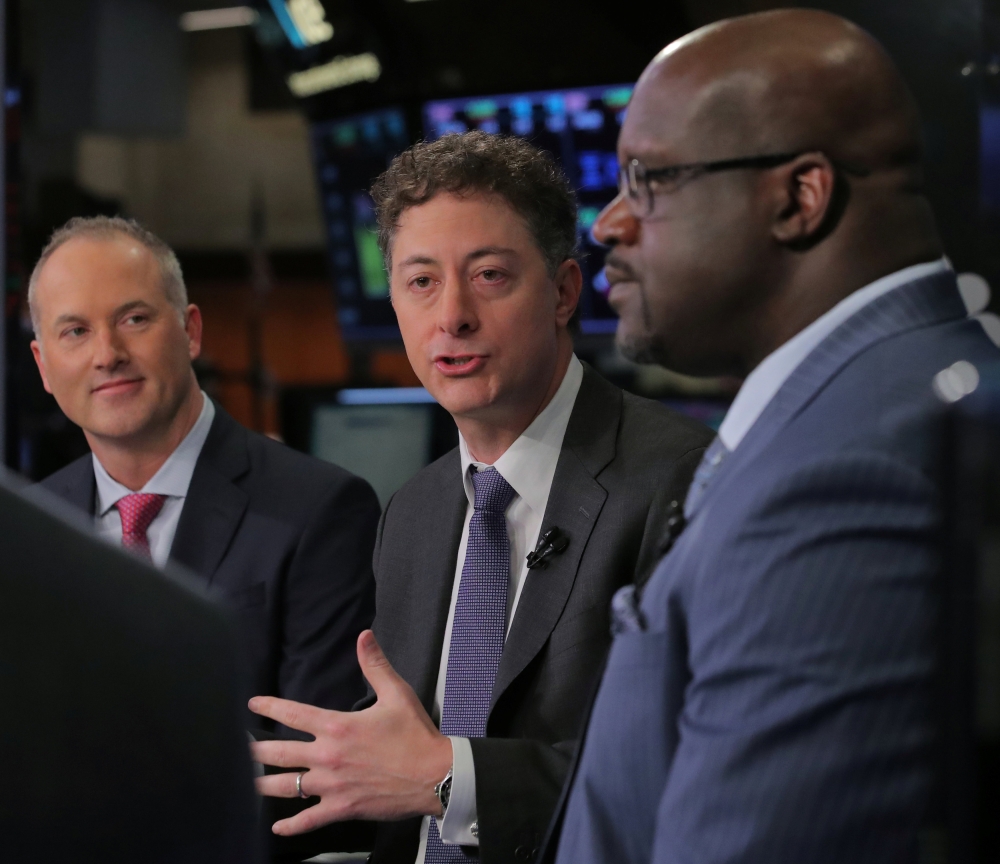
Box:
[425,467,516,863]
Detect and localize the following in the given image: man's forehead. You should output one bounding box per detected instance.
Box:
[393,193,532,257]
[621,63,763,164]
[42,235,155,282]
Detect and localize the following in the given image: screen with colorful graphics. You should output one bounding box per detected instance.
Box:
[309,107,409,340]
[423,84,634,335]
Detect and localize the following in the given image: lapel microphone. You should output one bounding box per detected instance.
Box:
[526,527,570,570]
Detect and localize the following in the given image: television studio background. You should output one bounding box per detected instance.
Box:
[0,1,999,854]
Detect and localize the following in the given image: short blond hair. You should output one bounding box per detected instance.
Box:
[28,216,187,336]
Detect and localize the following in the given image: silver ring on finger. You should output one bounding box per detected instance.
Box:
[296,771,307,799]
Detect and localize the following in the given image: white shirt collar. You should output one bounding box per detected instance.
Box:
[717,258,952,452]
[94,391,216,516]
[459,355,584,515]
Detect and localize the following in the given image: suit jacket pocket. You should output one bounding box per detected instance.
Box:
[224,581,267,609]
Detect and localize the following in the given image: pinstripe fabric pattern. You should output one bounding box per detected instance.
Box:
[683,436,729,517]
[554,272,1000,864]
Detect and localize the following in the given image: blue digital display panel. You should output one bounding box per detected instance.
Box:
[424,84,634,334]
[310,107,410,340]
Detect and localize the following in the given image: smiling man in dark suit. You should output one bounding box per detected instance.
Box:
[29,215,380,722]
[249,132,712,864]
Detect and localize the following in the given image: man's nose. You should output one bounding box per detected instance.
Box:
[438,278,479,336]
[592,194,640,247]
[93,327,129,369]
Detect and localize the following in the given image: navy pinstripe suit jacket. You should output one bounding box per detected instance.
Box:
[553,272,1000,864]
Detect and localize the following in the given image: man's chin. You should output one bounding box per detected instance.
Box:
[615,328,667,367]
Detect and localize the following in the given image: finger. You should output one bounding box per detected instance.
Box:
[357,630,404,699]
[272,802,343,837]
[250,738,313,769]
[248,695,334,734]
[254,771,315,800]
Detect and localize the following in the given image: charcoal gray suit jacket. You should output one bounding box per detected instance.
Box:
[39,402,380,724]
[364,365,711,864]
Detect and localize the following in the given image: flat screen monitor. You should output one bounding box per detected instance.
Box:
[423,84,634,335]
[309,107,410,340]
[281,385,458,506]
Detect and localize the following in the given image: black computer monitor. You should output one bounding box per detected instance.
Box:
[423,84,634,335]
[309,107,411,340]
[280,385,458,505]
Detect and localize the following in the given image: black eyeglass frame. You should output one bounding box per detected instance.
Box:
[619,152,872,216]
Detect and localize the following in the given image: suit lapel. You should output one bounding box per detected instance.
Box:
[406,453,468,712]
[491,367,619,711]
[690,272,968,520]
[168,407,250,585]
[48,456,98,515]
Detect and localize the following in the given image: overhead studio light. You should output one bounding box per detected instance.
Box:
[287,52,381,96]
[267,0,335,48]
[180,6,259,31]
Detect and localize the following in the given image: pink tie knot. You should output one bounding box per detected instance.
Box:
[116,493,168,559]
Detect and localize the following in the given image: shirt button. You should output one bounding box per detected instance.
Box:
[514,846,532,861]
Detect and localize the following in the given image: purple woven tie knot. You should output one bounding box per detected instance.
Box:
[472,466,517,513]
[425,467,515,863]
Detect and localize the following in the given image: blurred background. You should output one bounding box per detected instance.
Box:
[0,0,996,501]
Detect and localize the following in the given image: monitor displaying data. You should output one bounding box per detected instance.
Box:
[423,84,634,334]
[310,107,410,340]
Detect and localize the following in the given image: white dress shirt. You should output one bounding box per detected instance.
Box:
[94,392,215,567]
[415,355,585,862]
[718,258,952,452]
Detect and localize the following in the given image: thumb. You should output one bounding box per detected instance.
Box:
[357,629,402,698]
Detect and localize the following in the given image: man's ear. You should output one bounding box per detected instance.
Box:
[771,153,838,246]
[184,304,203,361]
[30,340,54,395]
[554,258,583,328]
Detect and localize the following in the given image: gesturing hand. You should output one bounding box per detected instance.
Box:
[250,630,453,836]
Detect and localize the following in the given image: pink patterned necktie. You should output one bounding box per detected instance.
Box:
[116,493,168,559]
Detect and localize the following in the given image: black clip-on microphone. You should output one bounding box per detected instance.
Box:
[526,526,570,570]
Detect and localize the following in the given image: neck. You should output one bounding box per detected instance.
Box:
[457,336,573,465]
[87,382,204,492]
[739,225,943,376]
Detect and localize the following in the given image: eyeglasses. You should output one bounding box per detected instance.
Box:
[618,152,871,217]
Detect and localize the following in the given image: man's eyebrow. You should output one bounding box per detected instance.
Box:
[111,300,157,318]
[51,300,156,330]
[397,247,519,269]
[398,254,438,268]
[52,312,88,328]
[464,246,521,265]
[466,246,518,261]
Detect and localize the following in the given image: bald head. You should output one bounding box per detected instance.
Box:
[594,9,943,377]
[634,10,922,183]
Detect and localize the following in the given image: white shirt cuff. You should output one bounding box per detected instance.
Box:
[435,736,478,846]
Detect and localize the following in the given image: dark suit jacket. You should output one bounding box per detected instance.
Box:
[364,365,711,864]
[552,273,1000,864]
[0,471,259,863]
[40,402,381,723]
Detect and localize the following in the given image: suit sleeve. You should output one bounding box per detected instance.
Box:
[469,737,576,861]
[651,450,939,863]
[278,474,380,713]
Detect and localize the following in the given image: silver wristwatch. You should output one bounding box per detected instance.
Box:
[434,767,453,816]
